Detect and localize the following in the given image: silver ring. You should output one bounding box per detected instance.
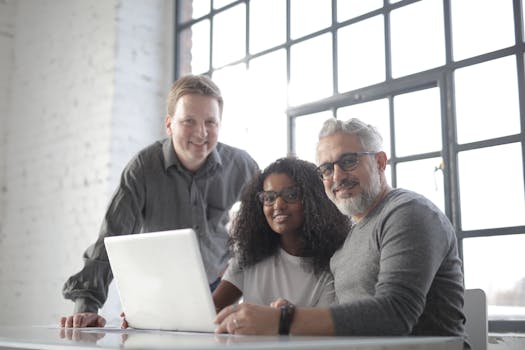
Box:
[233,318,240,329]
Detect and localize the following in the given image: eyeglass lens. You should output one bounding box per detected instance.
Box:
[258,187,301,205]
[318,154,360,178]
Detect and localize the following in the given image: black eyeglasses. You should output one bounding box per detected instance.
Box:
[316,152,377,180]
[257,186,302,206]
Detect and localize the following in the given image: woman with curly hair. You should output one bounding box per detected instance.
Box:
[212,157,351,312]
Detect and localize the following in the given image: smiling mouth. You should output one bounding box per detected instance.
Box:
[190,140,207,147]
[333,179,359,195]
[273,213,290,223]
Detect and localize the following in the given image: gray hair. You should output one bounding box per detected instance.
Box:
[318,117,383,152]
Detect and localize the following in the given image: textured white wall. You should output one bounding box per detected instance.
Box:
[0,0,172,326]
[0,0,16,251]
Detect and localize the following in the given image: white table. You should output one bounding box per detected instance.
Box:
[0,326,463,350]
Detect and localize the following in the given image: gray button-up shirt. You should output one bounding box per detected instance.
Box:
[63,138,259,313]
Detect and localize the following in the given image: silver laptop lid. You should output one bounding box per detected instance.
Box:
[104,229,216,332]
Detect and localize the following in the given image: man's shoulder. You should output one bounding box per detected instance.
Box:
[383,188,433,209]
[122,139,165,172]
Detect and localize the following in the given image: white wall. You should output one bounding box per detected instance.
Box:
[0,0,173,326]
[0,0,15,253]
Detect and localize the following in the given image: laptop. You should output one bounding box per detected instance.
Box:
[104,229,217,332]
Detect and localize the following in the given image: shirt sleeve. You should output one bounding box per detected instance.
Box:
[315,272,337,307]
[62,156,146,313]
[330,199,454,335]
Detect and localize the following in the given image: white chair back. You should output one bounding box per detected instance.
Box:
[464,288,488,350]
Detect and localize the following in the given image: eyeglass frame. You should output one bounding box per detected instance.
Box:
[256,186,303,206]
[316,152,378,180]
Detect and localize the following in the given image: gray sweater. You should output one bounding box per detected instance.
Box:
[330,189,468,347]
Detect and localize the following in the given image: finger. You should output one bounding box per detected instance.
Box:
[73,314,83,328]
[97,316,106,327]
[65,316,74,328]
[227,318,236,334]
[120,312,125,317]
[214,305,234,325]
[59,317,66,328]
[270,298,288,308]
[214,317,230,334]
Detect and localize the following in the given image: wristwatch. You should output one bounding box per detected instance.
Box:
[278,302,296,335]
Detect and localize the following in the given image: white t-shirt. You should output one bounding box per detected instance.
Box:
[222,248,335,307]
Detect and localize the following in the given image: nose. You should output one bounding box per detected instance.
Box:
[273,196,287,209]
[332,163,348,183]
[195,121,208,138]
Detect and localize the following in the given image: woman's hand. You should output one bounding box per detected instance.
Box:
[270,298,290,308]
[120,312,129,329]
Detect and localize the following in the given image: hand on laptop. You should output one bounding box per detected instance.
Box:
[59,312,106,328]
[120,312,129,329]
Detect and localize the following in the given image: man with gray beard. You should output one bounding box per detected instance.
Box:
[214,118,469,349]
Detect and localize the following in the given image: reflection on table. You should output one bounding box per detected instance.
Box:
[0,326,463,350]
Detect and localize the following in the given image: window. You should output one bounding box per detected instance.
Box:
[175,0,525,331]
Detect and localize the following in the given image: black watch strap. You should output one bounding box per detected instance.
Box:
[278,303,296,335]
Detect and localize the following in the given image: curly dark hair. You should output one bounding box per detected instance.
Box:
[229,157,351,275]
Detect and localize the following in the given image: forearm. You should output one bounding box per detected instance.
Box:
[212,280,243,313]
[290,307,335,336]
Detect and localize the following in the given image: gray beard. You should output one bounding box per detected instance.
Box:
[334,171,382,218]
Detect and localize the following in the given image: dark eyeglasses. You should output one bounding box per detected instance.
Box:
[257,186,302,206]
[316,152,377,180]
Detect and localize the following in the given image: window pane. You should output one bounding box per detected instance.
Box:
[337,99,391,158]
[455,56,521,144]
[246,50,288,168]
[337,0,383,22]
[294,111,334,163]
[290,0,332,39]
[181,20,210,75]
[213,0,236,10]
[213,63,249,149]
[212,4,246,68]
[178,28,192,75]
[459,143,525,230]
[289,34,333,106]
[338,15,385,92]
[250,0,286,54]
[463,234,525,320]
[394,88,442,157]
[390,0,445,78]
[451,0,515,61]
[396,157,445,213]
[179,0,211,22]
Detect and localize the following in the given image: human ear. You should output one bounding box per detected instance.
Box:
[376,151,388,171]
[165,115,173,136]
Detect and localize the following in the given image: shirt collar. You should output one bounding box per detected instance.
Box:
[162,138,223,173]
